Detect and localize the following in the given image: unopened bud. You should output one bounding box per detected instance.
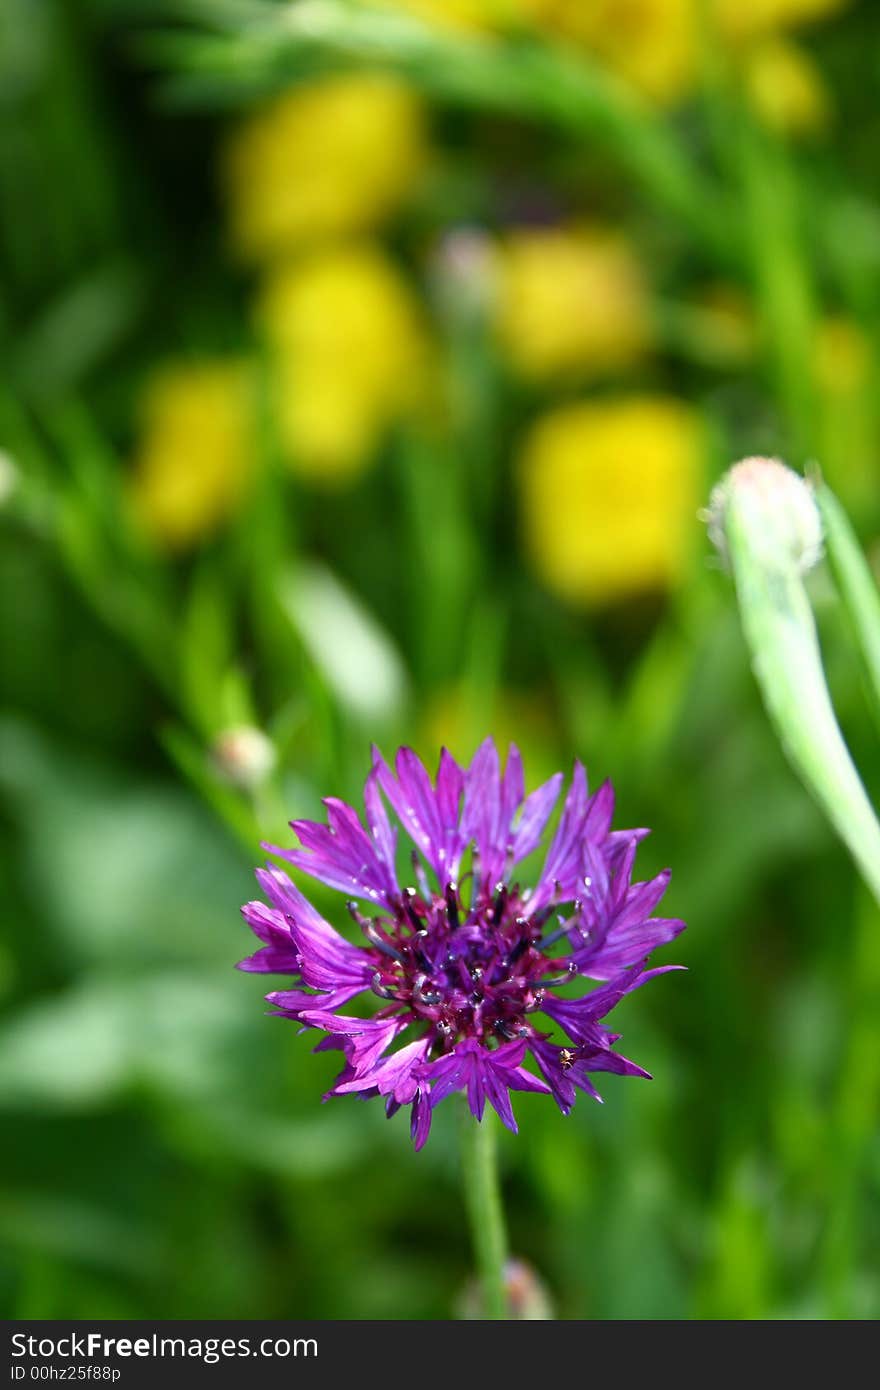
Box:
[213,725,276,790]
[455,1257,554,1320]
[0,450,18,507]
[704,459,880,912]
[706,456,823,574]
[430,227,496,320]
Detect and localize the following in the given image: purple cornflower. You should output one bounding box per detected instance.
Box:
[239,740,684,1149]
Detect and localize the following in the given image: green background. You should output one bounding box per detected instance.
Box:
[2,0,879,1319]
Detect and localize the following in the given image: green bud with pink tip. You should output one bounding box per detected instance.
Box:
[707,456,880,910]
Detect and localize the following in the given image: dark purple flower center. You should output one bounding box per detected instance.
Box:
[351,879,574,1052]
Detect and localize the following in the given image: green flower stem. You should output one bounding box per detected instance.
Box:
[725,493,880,911]
[815,482,880,724]
[821,889,880,1317]
[736,122,817,458]
[459,1107,508,1319]
[151,1,733,259]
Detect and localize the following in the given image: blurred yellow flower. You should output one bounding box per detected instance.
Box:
[493,226,650,380]
[714,0,849,44]
[686,284,758,366]
[536,0,697,105]
[813,316,876,515]
[814,315,871,397]
[518,397,703,605]
[743,37,831,135]
[420,685,559,780]
[130,361,256,550]
[259,244,429,482]
[223,74,426,261]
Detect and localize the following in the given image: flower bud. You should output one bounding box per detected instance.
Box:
[456,1257,554,1320]
[0,450,18,508]
[213,726,276,790]
[707,456,823,575]
[430,227,497,323]
[704,458,880,912]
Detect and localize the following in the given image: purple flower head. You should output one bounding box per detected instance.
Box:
[239,740,684,1149]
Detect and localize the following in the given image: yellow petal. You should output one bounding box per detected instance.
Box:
[222,75,426,261]
[494,225,650,380]
[744,38,831,136]
[517,396,703,605]
[259,244,429,481]
[129,361,256,550]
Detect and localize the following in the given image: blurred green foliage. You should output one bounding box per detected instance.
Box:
[2,0,880,1319]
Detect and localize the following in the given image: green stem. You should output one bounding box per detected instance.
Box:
[150,1,733,259]
[815,482,880,726]
[821,889,880,1317]
[459,1107,508,1319]
[736,121,816,458]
